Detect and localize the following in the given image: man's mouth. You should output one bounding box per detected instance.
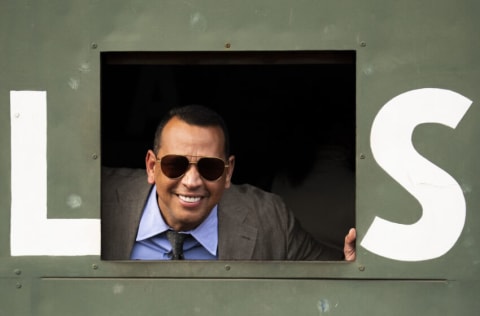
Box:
[178,195,202,203]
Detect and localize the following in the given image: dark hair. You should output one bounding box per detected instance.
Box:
[153,104,230,158]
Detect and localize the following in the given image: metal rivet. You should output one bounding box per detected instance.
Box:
[359,153,366,159]
[14,269,21,275]
[359,265,365,272]
[91,42,98,49]
[360,41,367,47]
[16,282,22,289]
[224,265,231,271]
[92,264,98,270]
[91,153,98,160]
[225,42,231,49]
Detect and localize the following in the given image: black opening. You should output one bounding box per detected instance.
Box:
[101,51,355,250]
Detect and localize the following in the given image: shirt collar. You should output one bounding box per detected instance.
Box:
[136,186,169,240]
[136,185,218,256]
[189,206,218,256]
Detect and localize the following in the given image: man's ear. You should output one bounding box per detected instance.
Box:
[224,155,235,188]
[145,150,157,184]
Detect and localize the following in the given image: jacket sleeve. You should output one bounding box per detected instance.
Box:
[222,184,344,260]
[101,167,152,260]
[264,189,344,260]
[284,202,344,260]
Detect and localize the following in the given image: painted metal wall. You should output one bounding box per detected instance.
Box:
[1,0,479,315]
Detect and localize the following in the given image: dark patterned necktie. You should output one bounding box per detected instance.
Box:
[166,230,187,260]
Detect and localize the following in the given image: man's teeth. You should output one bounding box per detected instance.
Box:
[179,195,201,202]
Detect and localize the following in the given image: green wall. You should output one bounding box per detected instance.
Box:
[1,1,479,314]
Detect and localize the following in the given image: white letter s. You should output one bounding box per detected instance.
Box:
[361,88,471,261]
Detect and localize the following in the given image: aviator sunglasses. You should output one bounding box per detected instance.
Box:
[157,154,229,181]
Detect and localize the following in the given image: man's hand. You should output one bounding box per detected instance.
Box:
[343,228,356,261]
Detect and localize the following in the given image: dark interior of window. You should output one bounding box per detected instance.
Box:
[101,51,355,252]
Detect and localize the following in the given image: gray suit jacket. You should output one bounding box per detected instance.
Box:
[101,167,343,261]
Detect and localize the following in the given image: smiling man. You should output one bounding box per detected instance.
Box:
[101,104,356,261]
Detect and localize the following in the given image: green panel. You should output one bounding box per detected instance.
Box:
[0,0,100,220]
[1,0,480,315]
[23,279,479,316]
[0,278,31,315]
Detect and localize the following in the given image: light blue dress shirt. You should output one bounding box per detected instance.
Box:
[130,185,218,260]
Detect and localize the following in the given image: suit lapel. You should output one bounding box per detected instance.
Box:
[217,188,258,260]
[116,174,152,259]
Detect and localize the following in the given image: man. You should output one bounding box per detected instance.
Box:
[102,104,356,260]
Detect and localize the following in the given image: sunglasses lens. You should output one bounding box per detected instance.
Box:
[197,157,226,181]
[159,155,226,181]
[160,155,189,178]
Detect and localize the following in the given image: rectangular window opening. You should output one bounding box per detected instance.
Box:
[101,51,356,262]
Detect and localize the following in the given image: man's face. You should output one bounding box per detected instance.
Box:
[145,116,234,231]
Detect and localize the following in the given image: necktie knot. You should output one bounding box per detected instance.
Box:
[166,230,188,260]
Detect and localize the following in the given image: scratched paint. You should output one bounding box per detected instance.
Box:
[317,299,330,313]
